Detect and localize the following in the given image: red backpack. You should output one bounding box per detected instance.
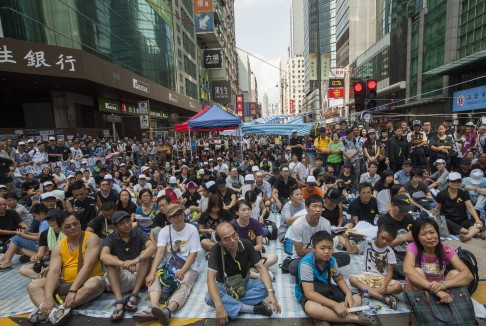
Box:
[165,188,179,204]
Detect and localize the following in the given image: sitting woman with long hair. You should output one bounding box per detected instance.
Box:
[403,218,473,303]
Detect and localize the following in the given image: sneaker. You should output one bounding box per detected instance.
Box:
[28,308,48,324]
[49,306,71,326]
[253,302,272,317]
[152,307,171,325]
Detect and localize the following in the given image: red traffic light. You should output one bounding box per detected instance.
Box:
[354,82,364,93]
[367,79,377,90]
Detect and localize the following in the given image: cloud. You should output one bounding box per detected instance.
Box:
[248,53,282,105]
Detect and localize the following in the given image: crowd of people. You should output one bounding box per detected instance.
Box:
[0,118,482,325]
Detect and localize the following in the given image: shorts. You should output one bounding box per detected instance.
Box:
[446,218,476,235]
[356,273,400,288]
[11,235,38,251]
[299,283,345,309]
[105,268,137,293]
[57,275,105,301]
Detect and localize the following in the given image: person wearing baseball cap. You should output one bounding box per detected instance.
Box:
[290,127,305,161]
[407,119,427,169]
[100,210,155,321]
[462,169,486,210]
[302,176,324,199]
[434,172,484,242]
[136,204,201,324]
[429,159,449,196]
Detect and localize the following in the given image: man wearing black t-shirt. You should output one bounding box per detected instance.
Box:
[86,201,116,239]
[0,197,27,244]
[272,166,298,210]
[216,178,237,211]
[289,130,304,161]
[65,181,97,229]
[348,182,378,225]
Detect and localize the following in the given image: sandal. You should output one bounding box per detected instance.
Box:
[382,295,397,310]
[358,312,382,326]
[49,306,71,326]
[132,308,157,322]
[111,299,125,321]
[124,293,141,312]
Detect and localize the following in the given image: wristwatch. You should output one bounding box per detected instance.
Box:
[136,255,142,263]
[267,289,275,294]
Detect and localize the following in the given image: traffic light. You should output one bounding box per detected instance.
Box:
[354,81,366,112]
[366,79,377,110]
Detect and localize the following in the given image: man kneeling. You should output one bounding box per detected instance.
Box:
[205,222,281,324]
[100,211,155,321]
[27,213,105,325]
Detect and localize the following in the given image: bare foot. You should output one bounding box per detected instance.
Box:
[459,234,471,243]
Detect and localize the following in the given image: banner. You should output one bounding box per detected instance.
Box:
[250,102,257,116]
[289,99,295,114]
[321,53,331,81]
[309,53,318,81]
[236,94,244,119]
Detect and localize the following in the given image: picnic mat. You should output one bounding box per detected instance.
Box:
[1,213,485,319]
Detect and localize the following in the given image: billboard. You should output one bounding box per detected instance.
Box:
[236,94,244,119]
[203,49,222,68]
[328,88,345,99]
[212,80,231,103]
[453,85,486,112]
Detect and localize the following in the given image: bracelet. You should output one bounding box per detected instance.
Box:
[68,289,78,293]
[440,281,447,290]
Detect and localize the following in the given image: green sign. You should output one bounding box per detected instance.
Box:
[99,98,120,113]
[126,103,140,116]
[146,0,173,29]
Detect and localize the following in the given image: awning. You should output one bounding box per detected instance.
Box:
[423,49,486,75]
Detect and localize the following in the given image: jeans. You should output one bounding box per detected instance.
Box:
[11,235,38,251]
[205,278,267,319]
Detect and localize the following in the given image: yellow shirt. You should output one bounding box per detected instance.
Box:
[60,231,103,283]
[314,136,331,153]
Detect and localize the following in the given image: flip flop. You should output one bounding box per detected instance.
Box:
[0,263,12,271]
[383,295,397,310]
[124,293,141,312]
[111,299,125,321]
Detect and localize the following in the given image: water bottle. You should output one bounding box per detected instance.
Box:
[429,202,436,218]
[413,209,420,220]
[362,289,370,306]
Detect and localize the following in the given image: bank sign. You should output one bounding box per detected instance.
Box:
[453,85,486,112]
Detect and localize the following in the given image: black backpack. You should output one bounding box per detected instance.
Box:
[447,247,479,294]
[263,220,278,240]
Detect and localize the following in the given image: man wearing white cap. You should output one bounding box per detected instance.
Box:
[302,176,324,199]
[30,142,48,166]
[213,157,228,175]
[134,174,152,197]
[46,137,61,163]
[462,169,486,211]
[11,141,32,169]
[427,159,450,196]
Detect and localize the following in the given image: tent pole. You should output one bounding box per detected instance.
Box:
[239,125,243,159]
[189,128,193,161]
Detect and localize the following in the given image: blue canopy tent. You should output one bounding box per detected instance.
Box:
[187,103,243,158]
[241,123,314,136]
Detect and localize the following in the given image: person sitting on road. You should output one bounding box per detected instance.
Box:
[134,204,201,325]
[346,223,402,310]
[205,222,281,324]
[86,201,116,239]
[278,185,306,242]
[27,213,104,325]
[348,182,379,226]
[404,218,473,304]
[18,208,65,279]
[199,194,233,255]
[295,230,379,325]
[100,211,155,321]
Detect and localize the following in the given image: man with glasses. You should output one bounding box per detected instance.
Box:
[205,222,281,323]
[100,211,155,321]
[65,181,97,230]
[135,204,201,324]
[27,213,104,325]
[96,178,119,210]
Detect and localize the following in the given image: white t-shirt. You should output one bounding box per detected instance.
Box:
[53,172,66,189]
[287,215,331,259]
[249,196,262,220]
[357,240,397,276]
[157,223,202,272]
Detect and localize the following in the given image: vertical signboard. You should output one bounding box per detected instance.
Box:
[195,0,214,33]
[321,53,331,81]
[309,53,318,81]
[236,94,244,119]
[249,102,257,116]
[289,99,295,114]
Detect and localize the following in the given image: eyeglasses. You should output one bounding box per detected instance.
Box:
[449,180,461,183]
[222,232,239,242]
[63,221,80,230]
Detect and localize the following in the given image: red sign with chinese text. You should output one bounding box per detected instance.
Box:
[328,88,345,99]
[236,94,244,119]
[289,99,295,114]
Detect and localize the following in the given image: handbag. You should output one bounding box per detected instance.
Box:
[404,287,476,326]
[221,245,247,300]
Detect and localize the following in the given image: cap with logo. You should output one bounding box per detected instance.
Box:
[391,194,413,213]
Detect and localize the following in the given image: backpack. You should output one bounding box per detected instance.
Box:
[263,220,277,240]
[447,247,479,294]
[165,188,179,204]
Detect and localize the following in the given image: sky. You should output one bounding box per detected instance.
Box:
[234,0,291,105]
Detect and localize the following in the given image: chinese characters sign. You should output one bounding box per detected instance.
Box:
[212,81,231,103]
[321,53,330,81]
[194,0,213,14]
[250,102,257,116]
[289,99,295,114]
[203,49,222,68]
[0,45,77,72]
[236,94,244,119]
[453,85,486,112]
[309,53,318,81]
[328,88,344,99]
